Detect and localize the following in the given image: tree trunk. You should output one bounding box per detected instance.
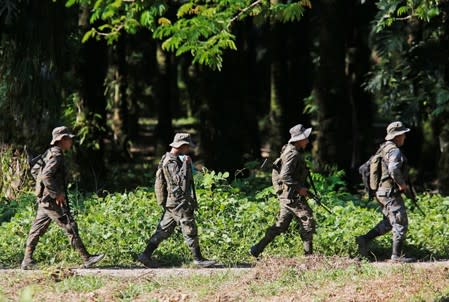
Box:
[269,14,312,154]
[314,0,352,171]
[77,7,108,191]
[345,1,377,186]
[1,0,67,146]
[199,22,260,173]
[154,43,174,153]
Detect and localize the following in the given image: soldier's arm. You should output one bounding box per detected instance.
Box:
[41,153,64,199]
[279,150,301,190]
[386,148,407,189]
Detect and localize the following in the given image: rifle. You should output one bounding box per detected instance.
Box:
[180,159,198,210]
[63,188,76,225]
[306,169,333,214]
[404,181,425,216]
[189,163,198,209]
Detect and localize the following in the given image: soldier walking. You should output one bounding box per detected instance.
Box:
[138,133,215,268]
[250,124,316,258]
[356,121,415,262]
[21,126,104,269]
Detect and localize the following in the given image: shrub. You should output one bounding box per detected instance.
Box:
[0,167,448,267]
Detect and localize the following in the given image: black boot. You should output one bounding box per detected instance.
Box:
[303,240,313,255]
[21,246,37,270]
[192,245,216,268]
[249,235,272,258]
[391,240,415,263]
[138,242,158,268]
[356,229,380,258]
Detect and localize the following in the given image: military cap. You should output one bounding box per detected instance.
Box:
[169,133,195,148]
[288,124,312,143]
[50,126,75,145]
[385,121,410,141]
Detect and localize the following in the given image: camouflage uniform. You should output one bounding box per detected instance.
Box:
[356,121,413,261]
[22,127,103,269]
[139,133,214,267]
[251,125,315,257]
[373,141,409,243]
[146,152,200,251]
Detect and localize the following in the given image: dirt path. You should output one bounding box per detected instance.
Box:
[2,259,449,278]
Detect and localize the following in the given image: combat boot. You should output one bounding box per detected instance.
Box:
[390,240,415,263]
[249,245,261,258]
[356,229,380,258]
[356,236,369,258]
[303,240,313,255]
[138,242,159,268]
[21,258,36,270]
[249,235,272,258]
[83,254,105,268]
[192,246,216,268]
[21,246,36,270]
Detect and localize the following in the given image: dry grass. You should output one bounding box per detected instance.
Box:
[1,257,449,302]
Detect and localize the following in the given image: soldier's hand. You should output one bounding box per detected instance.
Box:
[184,155,192,164]
[55,194,66,207]
[398,183,409,192]
[297,187,308,196]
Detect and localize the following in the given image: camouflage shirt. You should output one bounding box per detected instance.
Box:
[40,146,67,199]
[382,141,408,188]
[162,152,193,208]
[278,143,308,199]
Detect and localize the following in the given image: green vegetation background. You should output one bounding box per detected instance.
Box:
[1,165,449,268]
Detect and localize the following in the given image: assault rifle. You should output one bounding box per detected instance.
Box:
[63,188,78,233]
[404,181,425,216]
[306,170,333,215]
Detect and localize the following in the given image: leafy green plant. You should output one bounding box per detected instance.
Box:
[1,166,448,268]
[66,0,311,70]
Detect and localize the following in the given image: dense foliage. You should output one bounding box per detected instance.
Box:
[1,168,448,268]
[2,0,449,194]
[69,0,310,70]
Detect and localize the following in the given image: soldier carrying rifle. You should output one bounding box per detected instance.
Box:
[250,124,316,258]
[356,121,416,262]
[138,133,215,268]
[21,126,104,270]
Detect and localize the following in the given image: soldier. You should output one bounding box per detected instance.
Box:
[138,133,215,268]
[356,121,415,262]
[250,124,315,258]
[21,126,104,270]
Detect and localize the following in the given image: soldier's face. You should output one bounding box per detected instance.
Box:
[395,134,406,146]
[179,144,190,155]
[60,137,73,151]
[294,138,309,150]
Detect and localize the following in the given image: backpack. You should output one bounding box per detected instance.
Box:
[154,154,168,207]
[271,145,288,195]
[27,149,49,197]
[359,143,396,198]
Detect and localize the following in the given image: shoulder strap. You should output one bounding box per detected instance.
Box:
[379,142,397,180]
[380,142,397,158]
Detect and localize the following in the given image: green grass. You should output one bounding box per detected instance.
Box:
[1,257,449,301]
[55,275,105,293]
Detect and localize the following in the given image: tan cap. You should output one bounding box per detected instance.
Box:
[385,121,410,141]
[288,124,312,143]
[50,126,75,145]
[169,133,194,148]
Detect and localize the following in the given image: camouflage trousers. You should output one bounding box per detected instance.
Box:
[373,194,408,242]
[255,197,315,252]
[24,197,89,260]
[147,204,199,250]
